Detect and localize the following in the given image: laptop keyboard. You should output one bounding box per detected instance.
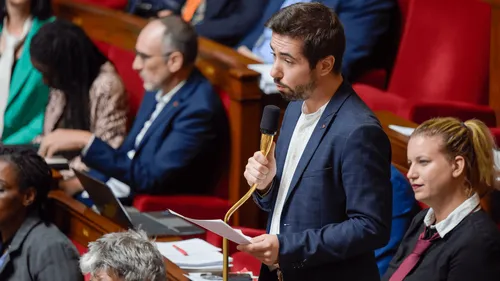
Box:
[128,212,174,236]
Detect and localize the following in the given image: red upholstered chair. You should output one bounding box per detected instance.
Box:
[93,40,144,120]
[70,239,91,281]
[106,46,145,119]
[230,251,262,276]
[355,69,387,90]
[353,0,496,127]
[352,0,412,90]
[76,0,128,10]
[490,128,500,146]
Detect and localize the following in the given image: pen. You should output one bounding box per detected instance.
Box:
[172,244,188,256]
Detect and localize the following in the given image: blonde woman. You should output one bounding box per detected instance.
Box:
[383,118,500,281]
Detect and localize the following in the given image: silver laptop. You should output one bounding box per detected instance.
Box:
[73,169,200,236]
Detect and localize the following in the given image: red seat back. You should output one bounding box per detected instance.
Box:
[70,239,91,281]
[490,128,500,146]
[397,0,411,28]
[93,41,143,119]
[388,0,490,105]
[75,0,128,10]
[214,89,231,199]
[107,46,144,118]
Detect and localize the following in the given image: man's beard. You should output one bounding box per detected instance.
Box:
[275,76,316,102]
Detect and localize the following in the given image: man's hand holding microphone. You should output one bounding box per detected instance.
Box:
[244,142,276,194]
[238,142,280,266]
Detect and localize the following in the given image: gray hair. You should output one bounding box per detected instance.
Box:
[80,229,167,281]
[158,15,198,67]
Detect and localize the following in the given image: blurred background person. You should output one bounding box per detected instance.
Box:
[29,19,128,194]
[383,118,500,281]
[0,0,52,144]
[237,0,396,81]
[128,0,266,46]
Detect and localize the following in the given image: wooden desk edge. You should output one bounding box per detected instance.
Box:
[47,190,188,281]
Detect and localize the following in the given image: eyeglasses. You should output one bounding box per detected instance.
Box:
[135,50,175,62]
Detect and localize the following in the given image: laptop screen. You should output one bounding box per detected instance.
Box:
[73,169,134,229]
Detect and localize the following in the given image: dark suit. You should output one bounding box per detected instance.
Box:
[238,0,396,80]
[0,214,83,281]
[253,81,392,281]
[82,69,229,196]
[128,0,266,46]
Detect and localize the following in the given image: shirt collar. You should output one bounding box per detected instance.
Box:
[154,80,186,103]
[423,193,481,237]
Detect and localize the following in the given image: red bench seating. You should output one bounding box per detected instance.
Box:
[76,0,128,10]
[353,0,496,127]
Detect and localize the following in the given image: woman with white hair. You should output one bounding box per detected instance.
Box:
[80,229,167,281]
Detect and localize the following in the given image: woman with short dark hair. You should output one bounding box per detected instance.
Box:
[0,146,83,280]
[0,0,53,145]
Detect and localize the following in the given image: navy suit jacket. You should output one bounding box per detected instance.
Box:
[238,0,395,80]
[82,69,229,196]
[253,81,392,281]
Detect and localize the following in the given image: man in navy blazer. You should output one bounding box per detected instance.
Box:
[238,4,392,280]
[38,16,228,199]
[237,0,395,81]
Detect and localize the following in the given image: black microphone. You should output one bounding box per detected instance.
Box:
[260,105,281,136]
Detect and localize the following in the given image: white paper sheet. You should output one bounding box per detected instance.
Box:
[44,157,68,165]
[167,210,252,245]
[184,272,255,281]
[388,124,415,137]
[156,238,221,256]
[248,64,278,95]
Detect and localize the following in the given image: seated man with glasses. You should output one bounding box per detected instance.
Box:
[38,15,229,202]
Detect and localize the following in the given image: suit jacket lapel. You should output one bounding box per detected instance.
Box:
[135,94,183,151]
[275,103,301,181]
[8,18,43,107]
[283,82,353,204]
[135,76,198,151]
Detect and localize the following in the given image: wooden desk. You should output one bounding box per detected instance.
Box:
[376,111,417,174]
[484,0,500,125]
[47,190,189,281]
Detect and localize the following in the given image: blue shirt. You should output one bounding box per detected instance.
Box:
[251,0,312,63]
[375,165,418,275]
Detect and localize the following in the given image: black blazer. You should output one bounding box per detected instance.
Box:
[383,209,500,281]
[0,214,83,281]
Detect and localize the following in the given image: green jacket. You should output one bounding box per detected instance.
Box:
[0,17,52,145]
